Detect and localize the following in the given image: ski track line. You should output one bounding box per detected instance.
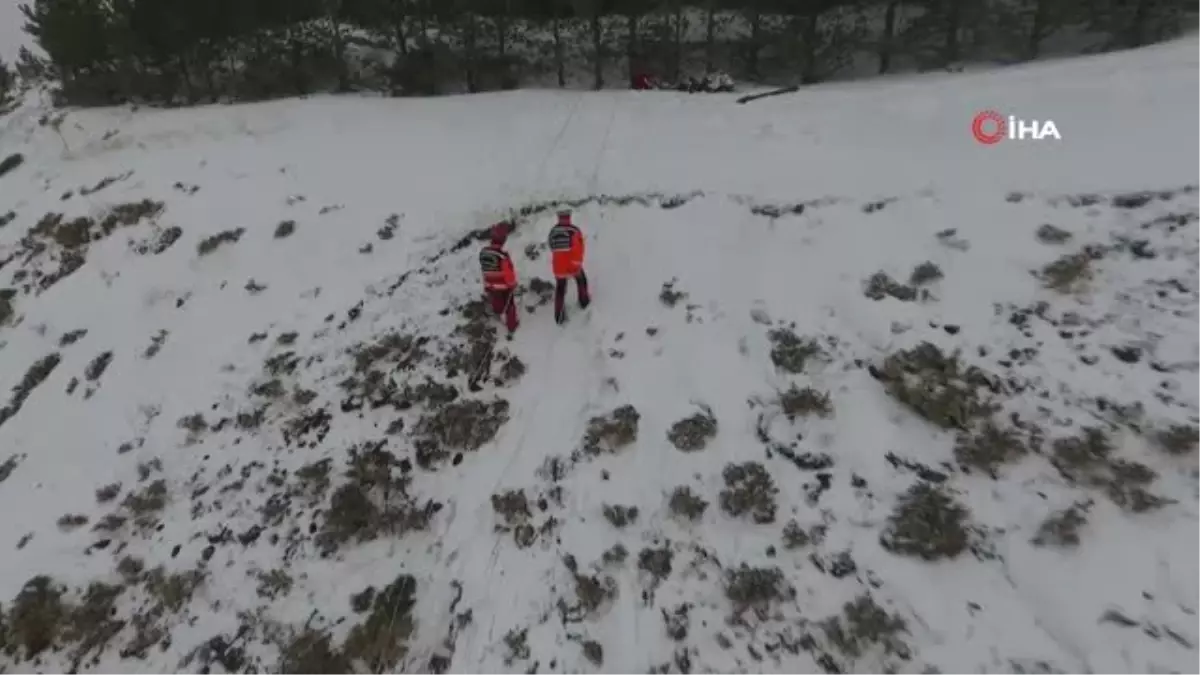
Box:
[579,306,640,654]
[531,90,586,190]
[447,90,592,543]
[443,309,600,668]
[483,307,606,665]
[434,211,598,667]
[422,317,533,664]
[587,95,618,194]
[439,332,542,613]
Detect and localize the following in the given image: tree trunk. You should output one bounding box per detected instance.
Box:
[672,2,684,81]
[288,31,306,95]
[1128,0,1151,47]
[552,11,565,87]
[798,12,819,84]
[626,11,639,86]
[176,53,194,102]
[392,1,409,57]
[497,0,508,58]
[417,1,430,47]
[591,6,603,89]
[200,42,218,101]
[878,0,898,73]
[704,0,716,71]
[747,6,761,78]
[498,0,513,88]
[394,23,408,56]
[330,18,349,91]
[943,0,962,65]
[464,11,478,92]
[1023,0,1045,59]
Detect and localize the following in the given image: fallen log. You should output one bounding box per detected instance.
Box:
[736,85,800,104]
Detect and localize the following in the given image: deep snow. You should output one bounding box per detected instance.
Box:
[0,31,1197,674]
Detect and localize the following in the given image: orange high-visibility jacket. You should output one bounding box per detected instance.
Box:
[548,223,585,279]
[480,245,517,290]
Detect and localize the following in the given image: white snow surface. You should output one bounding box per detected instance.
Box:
[0,34,1197,674]
[0,0,26,63]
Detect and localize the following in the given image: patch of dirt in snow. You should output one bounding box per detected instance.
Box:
[0,199,164,306]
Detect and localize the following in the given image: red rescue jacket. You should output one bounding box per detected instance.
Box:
[548,223,585,279]
[480,244,516,290]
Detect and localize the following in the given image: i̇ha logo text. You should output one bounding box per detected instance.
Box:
[972,110,1062,145]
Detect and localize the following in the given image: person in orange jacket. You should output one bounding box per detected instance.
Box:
[479,222,519,334]
[548,209,590,325]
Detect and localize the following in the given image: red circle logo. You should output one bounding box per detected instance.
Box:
[972,110,1006,145]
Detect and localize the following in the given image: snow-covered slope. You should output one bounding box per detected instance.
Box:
[0,34,1196,674]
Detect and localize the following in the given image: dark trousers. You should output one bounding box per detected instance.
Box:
[487,287,519,332]
[554,269,590,320]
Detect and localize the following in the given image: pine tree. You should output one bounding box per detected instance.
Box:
[21,0,114,82]
[0,58,13,104]
[14,0,1192,105]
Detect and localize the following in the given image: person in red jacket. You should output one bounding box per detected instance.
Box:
[548,210,590,325]
[479,222,519,334]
